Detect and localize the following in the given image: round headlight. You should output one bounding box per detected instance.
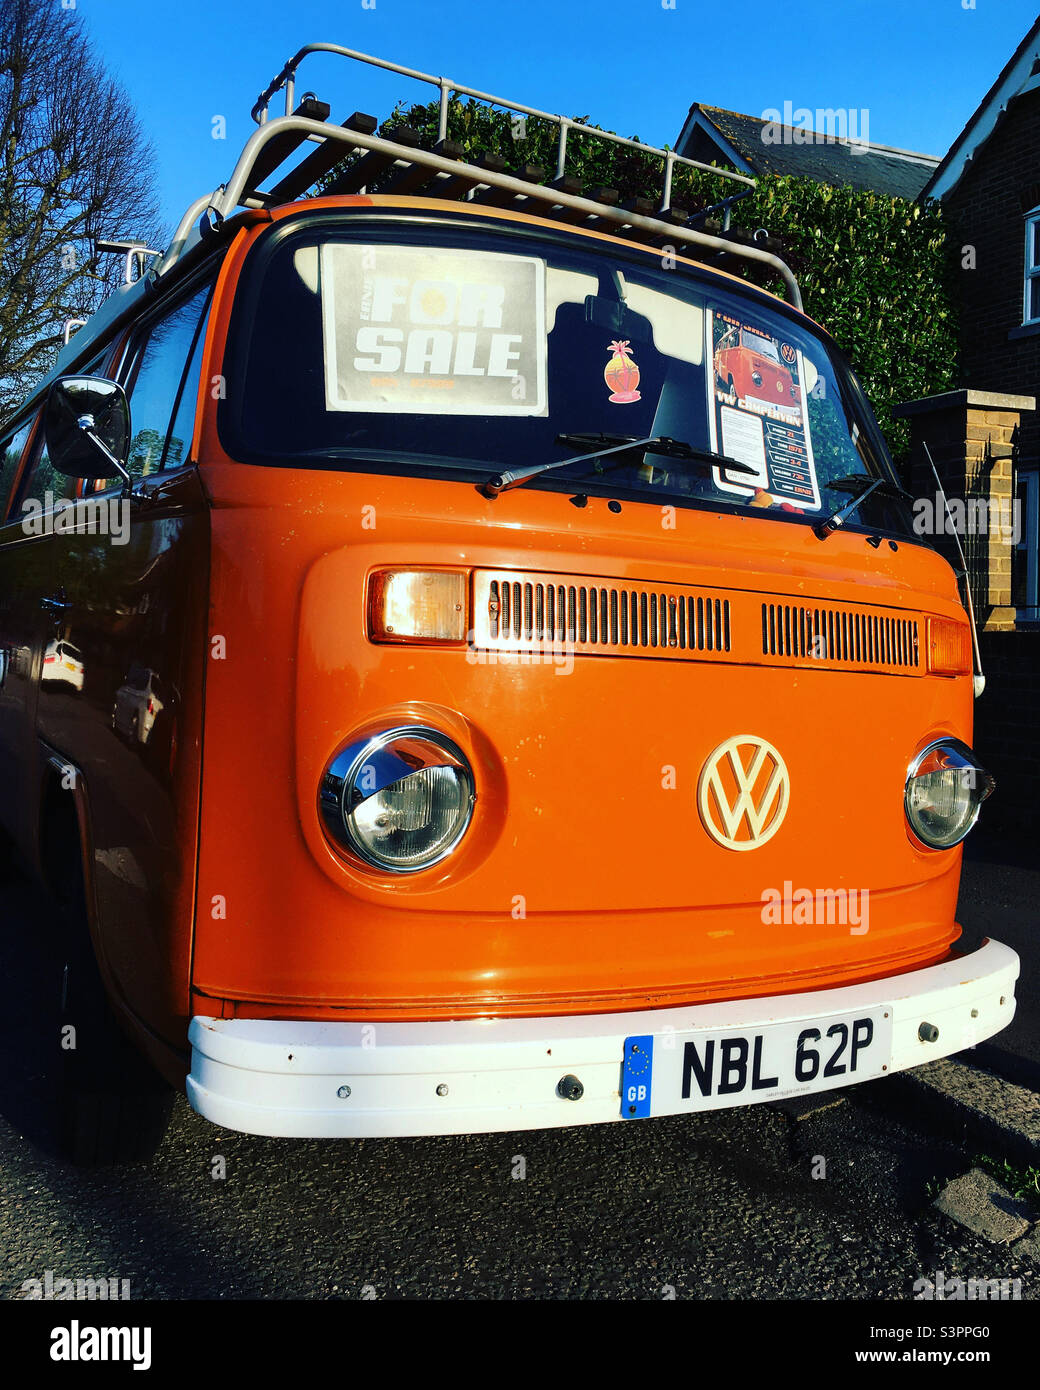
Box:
[320,727,475,872]
[905,738,994,850]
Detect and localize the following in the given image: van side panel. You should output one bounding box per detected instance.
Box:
[0,522,51,869]
[34,468,210,1061]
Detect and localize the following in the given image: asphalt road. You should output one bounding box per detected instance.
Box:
[0,867,1037,1301]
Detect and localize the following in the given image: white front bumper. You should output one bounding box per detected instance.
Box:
[186,939,1019,1139]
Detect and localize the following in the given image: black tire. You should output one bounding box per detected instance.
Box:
[53,813,173,1166]
[0,823,16,882]
[60,961,175,1166]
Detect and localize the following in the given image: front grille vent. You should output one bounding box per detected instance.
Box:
[479,574,731,655]
[762,603,919,669]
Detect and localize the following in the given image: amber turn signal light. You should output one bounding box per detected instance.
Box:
[926,617,972,676]
[368,569,469,644]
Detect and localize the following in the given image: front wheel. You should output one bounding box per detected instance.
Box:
[55,839,173,1166]
[0,823,16,883]
[59,940,174,1166]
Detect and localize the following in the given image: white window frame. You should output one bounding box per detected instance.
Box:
[1024,207,1040,326]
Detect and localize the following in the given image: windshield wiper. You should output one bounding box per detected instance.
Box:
[825,473,913,500]
[482,433,756,498]
[815,474,911,540]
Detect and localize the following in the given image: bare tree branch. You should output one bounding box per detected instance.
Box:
[0,0,164,421]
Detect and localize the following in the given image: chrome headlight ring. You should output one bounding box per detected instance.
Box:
[319,725,475,873]
[904,737,995,851]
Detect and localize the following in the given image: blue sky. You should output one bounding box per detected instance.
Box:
[78,0,1040,233]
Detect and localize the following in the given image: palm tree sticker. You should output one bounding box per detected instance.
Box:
[604,340,641,402]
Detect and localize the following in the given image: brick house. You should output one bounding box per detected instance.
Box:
[675,30,1040,833]
[673,104,939,199]
[916,17,1040,626]
[896,16,1040,835]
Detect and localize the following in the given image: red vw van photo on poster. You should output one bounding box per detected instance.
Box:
[708,310,820,510]
[714,318,800,418]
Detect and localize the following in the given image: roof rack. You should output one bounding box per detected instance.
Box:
[96,238,164,285]
[160,44,802,309]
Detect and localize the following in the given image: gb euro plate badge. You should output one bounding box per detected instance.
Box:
[621,1035,654,1118]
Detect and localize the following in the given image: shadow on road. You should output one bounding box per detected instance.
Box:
[957,832,1040,1091]
[0,867,68,1160]
[1,861,1034,1300]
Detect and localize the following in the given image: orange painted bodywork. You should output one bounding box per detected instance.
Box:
[158,196,977,1041]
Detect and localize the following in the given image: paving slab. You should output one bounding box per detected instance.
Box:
[769,1093,847,1121]
[1011,1226,1040,1263]
[933,1167,1035,1244]
[875,1057,1040,1166]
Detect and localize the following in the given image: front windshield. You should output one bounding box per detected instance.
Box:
[740,330,779,361]
[221,217,913,537]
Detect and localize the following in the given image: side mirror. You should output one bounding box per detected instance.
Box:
[44,376,131,484]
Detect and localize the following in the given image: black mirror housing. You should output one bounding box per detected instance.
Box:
[583,294,653,344]
[44,376,130,480]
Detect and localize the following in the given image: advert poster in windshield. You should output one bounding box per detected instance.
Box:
[705,309,822,512]
[320,244,547,416]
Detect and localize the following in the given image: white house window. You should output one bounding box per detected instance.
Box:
[1026,208,1040,325]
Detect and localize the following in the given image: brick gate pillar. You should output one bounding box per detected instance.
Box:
[892,389,1035,631]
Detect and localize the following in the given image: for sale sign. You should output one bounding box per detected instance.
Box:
[320,244,547,415]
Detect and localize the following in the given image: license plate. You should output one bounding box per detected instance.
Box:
[621,1007,892,1117]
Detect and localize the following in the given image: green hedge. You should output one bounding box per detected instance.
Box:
[321,98,957,459]
[726,178,957,459]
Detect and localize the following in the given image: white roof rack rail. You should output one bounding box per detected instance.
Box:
[159,44,802,309]
[95,238,164,285]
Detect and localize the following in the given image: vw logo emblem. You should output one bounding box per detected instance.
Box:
[698,735,790,851]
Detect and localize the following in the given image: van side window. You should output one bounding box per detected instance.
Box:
[163,296,211,471]
[120,285,211,480]
[20,425,78,509]
[0,420,34,523]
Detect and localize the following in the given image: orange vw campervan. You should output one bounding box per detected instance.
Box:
[0,46,1017,1163]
